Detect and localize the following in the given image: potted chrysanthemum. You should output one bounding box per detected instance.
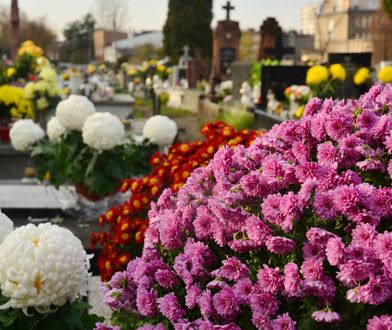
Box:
[9,95,160,201]
[99,84,392,330]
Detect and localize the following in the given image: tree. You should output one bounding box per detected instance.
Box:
[94,0,129,32]
[61,14,95,63]
[163,0,213,63]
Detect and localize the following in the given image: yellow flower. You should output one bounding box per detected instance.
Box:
[87,64,96,75]
[127,67,137,76]
[21,40,34,48]
[0,85,35,119]
[39,68,57,83]
[378,66,392,84]
[6,67,15,78]
[63,87,70,95]
[157,64,166,72]
[329,63,346,81]
[36,97,49,110]
[353,67,370,86]
[295,105,305,119]
[62,73,69,81]
[24,82,36,99]
[166,68,172,74]
[149,59,157,66]
[306,65,329,85]
[98,64,106,71]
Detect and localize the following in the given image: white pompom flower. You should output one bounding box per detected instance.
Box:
[46,117,66,142]
[82,112,125,151]
[0,210,13,244]
[10,119,45,152]
[56,94,95,131]
[0,223,90,313]
[142,115,177,147]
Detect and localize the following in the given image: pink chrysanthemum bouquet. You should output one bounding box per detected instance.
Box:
[99,84,392,330]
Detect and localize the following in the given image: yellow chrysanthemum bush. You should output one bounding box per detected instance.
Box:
[0,85,35,121]
[306,63,347,98]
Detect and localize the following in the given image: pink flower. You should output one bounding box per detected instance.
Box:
[375,232,392,260]
[301,258,324,281]
[326,237,345,266]
[272,313,297,330]
[198,290,212,318]
[233,278,254,304]
[266,236,296,254]
[312,310,341,323]
[157,293,185,322]
[211,257,249,282]
[313,191,339,220]
[283,262,303,297]
[250,291,280,315]
[257,265,283,295]
[212,287,239,317]
[367,315,392,330]
[317,142,339,168]
[358,275,392,305]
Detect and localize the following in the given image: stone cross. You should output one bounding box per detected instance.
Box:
[183,45,190,58]
[223,1,234,21]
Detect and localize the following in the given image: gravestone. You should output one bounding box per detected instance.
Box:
[258,17,294,60]
[186,49,210,88]
[260,66,309,109]
[230,61,253,99]
[211,1,241,80]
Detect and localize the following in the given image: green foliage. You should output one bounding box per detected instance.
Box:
[14,53,36,79]
[30,131,157,198]
[159,92,169,106]
[384,0,392,18]
[0,295,103,330]
[217,108,254,130]
[163,0,213,63]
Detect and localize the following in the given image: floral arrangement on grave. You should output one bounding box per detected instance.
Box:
[13,40,47,81]
[306,63,347,99]
[91,122,261,281]
[9,95,161,200]
[284,85,311,119]
[0,210,103,329]
[100,84,392,330]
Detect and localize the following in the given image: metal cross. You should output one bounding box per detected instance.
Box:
[223,1,234,21]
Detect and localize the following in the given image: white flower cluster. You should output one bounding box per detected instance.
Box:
[0,210,13,244]
[142,115,178,147]
[82,112,125,151]
[0,223,90,312]
[10,119,45,152]
[46,117,66,142]
[56,94,95,131]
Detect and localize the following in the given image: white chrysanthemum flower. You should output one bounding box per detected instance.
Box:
[10,119,45,152]
[142,115,177,147]
[56,94,95,131]
[0,210,13,244]
[46,117,66,142]
[82,112,125,151]
[0,223,90,312]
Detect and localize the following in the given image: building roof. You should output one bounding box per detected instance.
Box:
[113,31,163,50]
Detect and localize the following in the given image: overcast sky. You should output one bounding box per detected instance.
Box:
[0,0,317,38]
